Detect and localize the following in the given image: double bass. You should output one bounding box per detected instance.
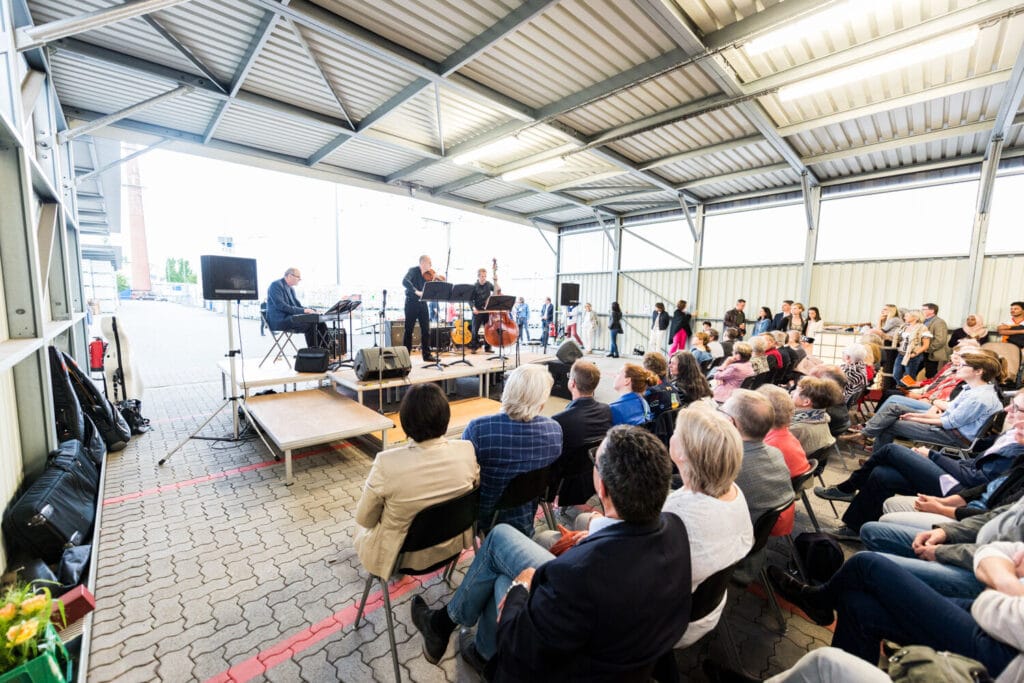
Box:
[483,258,519,349]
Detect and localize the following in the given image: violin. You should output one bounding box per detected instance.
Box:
[483,258,519,348]
[422,268,445,282]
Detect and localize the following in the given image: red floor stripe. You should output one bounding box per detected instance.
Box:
[205,549,475,683]
[101,442,355,506]
[745,583,836,632]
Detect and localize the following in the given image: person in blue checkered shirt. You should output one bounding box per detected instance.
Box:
[463,364,563,536]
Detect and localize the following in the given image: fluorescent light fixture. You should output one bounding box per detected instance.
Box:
[778,27,979,101]
[746,0,894,56]
[452,137,522,165]
[501,157,566,182]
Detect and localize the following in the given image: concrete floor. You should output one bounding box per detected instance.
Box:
[86,300,844,682]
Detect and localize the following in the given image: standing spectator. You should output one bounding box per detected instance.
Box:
[649,302,670,354]
[513,296,530,342]
[668,300,692,354]
[997,301,1024,345]
[772,300,793,332]
[610,363,657,425]
[949,313,988,348]
[922,303,950,379]
[892,309,933,383]
[539,297,554,351]
[607,301,622,358]
[752,307,773,337]
[578,303,596,354]
[869,303,902,342]
[712,342,754,403]
[805,306,825,341]
[462,364,562,535]
[724,299,747,339]
[565,304,583,346]
[786,302,807,335]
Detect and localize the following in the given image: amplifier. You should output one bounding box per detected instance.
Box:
[384,321,419,349]
[324,328,346,358]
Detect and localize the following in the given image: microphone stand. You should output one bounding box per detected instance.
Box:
[377,288,387,414]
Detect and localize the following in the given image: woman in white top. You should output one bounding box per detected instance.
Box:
[578,302,596,354]
[805,306,825,340]
[662,405,754,647]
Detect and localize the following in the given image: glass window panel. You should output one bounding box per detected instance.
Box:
[702,203,807,267]
[620,220,694,271]
[559,231,612,273]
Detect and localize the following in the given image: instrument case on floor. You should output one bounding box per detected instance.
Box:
[295,347,329,372]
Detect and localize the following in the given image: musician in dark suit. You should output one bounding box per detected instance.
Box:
[265,267,325,348]
[551,360,612,505]
[401,255,436,362]
[469,268,495,354]
[411,426,692,679]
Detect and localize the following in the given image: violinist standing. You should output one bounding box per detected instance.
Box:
[469,268,495,354]
[401,255,439,362]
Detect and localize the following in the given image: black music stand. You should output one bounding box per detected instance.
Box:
[328,299,361,370]
[421,281,453,370]
[446,283,475,368]
[484,295,516,363]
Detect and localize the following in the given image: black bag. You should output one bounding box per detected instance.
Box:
[354,346,412,381]
[117,399,150,435]
[47,440,100,492]
[295,347,329,373]
[57,545,92,591]
[794,532,844,584]
[555,339,583,364]
[52,347,130,451]
[81,415,107,468]
[49,348,85,443]
[545,361,572,400]
[3,458,97,563]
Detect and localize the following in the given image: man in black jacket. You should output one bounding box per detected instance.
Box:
[401,255,436,361]
[550,361,612,507]
[410,426,692,680]
[723,299,747,339]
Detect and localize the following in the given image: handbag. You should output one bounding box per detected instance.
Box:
[294,348,329,373]
[881,642,992,682]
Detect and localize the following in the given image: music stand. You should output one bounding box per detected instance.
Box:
[484,295,516,362]
[328,299,361,370]
[421,281,453,370]
[446,283,475,368]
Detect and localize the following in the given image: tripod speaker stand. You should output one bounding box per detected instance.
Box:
[159,300,276,466]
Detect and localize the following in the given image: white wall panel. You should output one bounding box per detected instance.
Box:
[811,258,969,326]
[0,370,24,571]
[979,255,1024,329]
[617,269,691,351]
[697,265,802,323]
[557,272,612,349]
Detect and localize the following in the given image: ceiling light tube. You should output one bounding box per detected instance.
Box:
[501,157,566,182]
[452,137,522,165]
[746,0,894,56]
[778,27,979,101]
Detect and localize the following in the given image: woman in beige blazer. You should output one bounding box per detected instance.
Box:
[354,383,479,578]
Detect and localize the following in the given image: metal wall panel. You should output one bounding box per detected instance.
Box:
[697,264,803,322]
[0,370,23,570]
[618,268,690,319]
[979,254,1024,329]
[557,272,613,349]
[810,257,969,326]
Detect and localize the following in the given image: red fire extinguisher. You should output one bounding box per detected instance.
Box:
[89,338,106,372]
[549,322,556,337]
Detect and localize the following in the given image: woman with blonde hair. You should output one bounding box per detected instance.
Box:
[578,302,596,354]
[663,406,753,647]
[610,363,659,425]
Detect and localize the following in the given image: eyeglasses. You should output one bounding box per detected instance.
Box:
[588,446,601,474]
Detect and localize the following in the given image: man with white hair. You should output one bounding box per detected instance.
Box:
[462,364,563,535]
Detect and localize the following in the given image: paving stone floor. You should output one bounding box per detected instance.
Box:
[88,300,848,682]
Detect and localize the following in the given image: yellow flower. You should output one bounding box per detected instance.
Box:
[18,595,46,616]
[6,619,38,646]
[0,604,15,621]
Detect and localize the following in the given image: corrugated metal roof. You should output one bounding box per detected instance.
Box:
[29,0,1024,229]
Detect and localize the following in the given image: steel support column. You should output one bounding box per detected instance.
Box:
[688,203,704,323]
[964,138,1003,316]
[799,173,821,306]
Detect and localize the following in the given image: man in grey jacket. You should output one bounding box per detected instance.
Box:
[922,302,950,379]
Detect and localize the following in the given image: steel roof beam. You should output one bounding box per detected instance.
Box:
[143,15,227,92]
[287,19,354,129]
[988,42,1024,148]
[61,86,192,142]
[542,173,631,192]
[677,163,791,190]
[640,134,763,171]
[438,0,561,76]
[484,191,533,208]
[587,188,671,206]
[15,0,193,51]
[637,0,817,186]
[76,139,168,183]
[525,204,580,219]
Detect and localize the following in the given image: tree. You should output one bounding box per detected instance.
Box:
[165,258,197,284]
[116,273,129,292]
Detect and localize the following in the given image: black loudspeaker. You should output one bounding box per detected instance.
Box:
[354,346,412,381]
[324,328,346,358]
[559,282,580,307]
[546,361,572,400]
[556,339,583,364]
[384,321,420,348]
[429,327,452,351]
[200,255,258,300]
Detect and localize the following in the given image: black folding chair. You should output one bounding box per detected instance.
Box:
[912,410,1003,459]
[792,458,821,534]
[741,372,772,390]
[487,466,554,533]
[807,446,840,518]
[354,488,480,682]
[736,501,792,632]
[259,309,300,368]
[545,436,604,510]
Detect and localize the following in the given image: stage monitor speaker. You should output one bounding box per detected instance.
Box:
[354,346,412,381]
[200,255,259,300]
[559,282,580,307]
[556,339,583,365]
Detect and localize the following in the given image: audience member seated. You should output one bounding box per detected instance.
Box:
[663,406,754,647]
[770,330,793,369]
[550,360,612,510]
[790,376,842,456]
[707,328,726,360]
[817,392,1024,538]
[669,350,713,407]
[265,266,326,348]
[785,330,807,365]
[766,542,1023,681]
[711,342,754,404]
[892,309,934,384]
[692,332,713,364]
[721,327,739,357]
[949,313,989,348]
[875,339,977,410]
[867,303,902,341]
[760,333,783,371]
[463,364,562,536]
[758,385,811,536]
[609,363,658,426]
[354,384,479,580]
[842,353,1003,450]
[410,426,693,678]
[749,336,770,375]
[840,344,869,406]
[642,351,680,417]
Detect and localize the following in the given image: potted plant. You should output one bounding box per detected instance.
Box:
[0,584,69,683]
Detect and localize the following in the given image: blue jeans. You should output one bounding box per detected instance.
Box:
[862,398,964,449]
[859,524,982,599]
[841,444,957,530]
[892,353,924,383]
[446,524,554,659]
[825,553,1014,675]
[609,330,619,356]
[541,320,550,349]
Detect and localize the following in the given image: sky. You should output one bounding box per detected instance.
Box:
[129,149,557,307]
